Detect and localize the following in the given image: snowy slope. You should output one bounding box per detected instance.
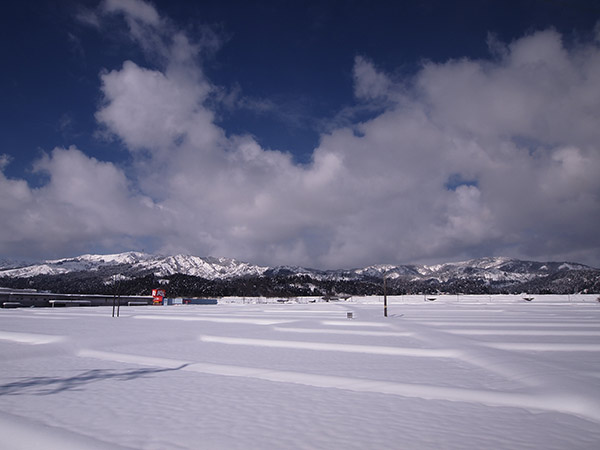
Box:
[0,252,151,278]
[358,257,592,283]
[136,254,269,278]
[0,252,268,279]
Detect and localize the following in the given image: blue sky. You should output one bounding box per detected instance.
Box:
[1,0,600,269]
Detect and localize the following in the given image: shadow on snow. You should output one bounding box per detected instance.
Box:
[0,364,189,396]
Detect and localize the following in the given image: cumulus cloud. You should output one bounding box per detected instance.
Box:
[2,2,600,268]
[0,147,159,258]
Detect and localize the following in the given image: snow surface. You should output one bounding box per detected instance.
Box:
[2,296,600,449]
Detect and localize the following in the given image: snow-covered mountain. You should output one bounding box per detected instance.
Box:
[139,254,269,279]
[0,252,594,283]
[341,257,593,283]
[0,252,268,280]
[0,252,597,295]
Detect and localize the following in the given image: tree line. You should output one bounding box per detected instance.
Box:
[1,268,598,296]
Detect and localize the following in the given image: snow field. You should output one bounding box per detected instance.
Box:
[1,300,600,449]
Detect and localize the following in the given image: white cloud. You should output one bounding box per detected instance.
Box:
[96,61,215,154]
[0,147,159,258]
[102,0,160,27]
[417,30,600,146]
[2,2,600,268]
[352,56,392,101]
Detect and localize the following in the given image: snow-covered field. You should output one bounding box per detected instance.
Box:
[2,297,600,449]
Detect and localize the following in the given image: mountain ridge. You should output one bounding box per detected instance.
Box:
[0,252,595,285]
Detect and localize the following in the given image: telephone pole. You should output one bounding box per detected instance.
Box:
[383,273,388,317]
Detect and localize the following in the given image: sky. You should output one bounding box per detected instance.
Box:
[1,0,600,269]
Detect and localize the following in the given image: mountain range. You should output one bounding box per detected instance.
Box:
[0,252,267,280]
[0,251,593,280]
[0,252,598,296]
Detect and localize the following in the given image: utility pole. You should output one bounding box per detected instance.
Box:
[383,273,388,317]
[112,275,121,317]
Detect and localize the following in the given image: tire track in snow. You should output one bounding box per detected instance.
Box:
[132,315,291,325]
[443,329,600,336]
[273,327,413,337]
[411,321,600,328]
[0,331,65,345]
[198,335,456,357]
[321,320,390,327]
[483,342,600,352]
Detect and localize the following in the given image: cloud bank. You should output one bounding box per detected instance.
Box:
[1,1,599,268]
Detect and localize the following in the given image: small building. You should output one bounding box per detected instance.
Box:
[0,287,152,308]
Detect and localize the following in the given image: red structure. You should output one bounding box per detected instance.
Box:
[152,288,166,305]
